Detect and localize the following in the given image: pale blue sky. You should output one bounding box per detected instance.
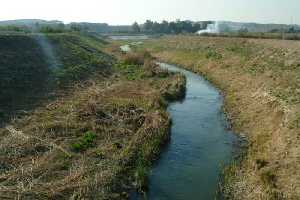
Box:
[1,0,299,25]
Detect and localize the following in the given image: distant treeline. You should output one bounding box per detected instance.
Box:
[0,19,212,34]
[132,20,300,35]
[0,20,132,34]
[132,20,212,34]
[269,26,300,34]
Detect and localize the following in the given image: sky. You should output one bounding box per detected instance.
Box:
[0,0,299,25]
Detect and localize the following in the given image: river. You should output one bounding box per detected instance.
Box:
[132,62,239,200]
[117,43,239,199]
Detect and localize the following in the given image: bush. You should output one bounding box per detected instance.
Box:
[71,131,97,152]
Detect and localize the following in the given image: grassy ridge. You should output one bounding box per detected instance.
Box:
[139,35,300,199]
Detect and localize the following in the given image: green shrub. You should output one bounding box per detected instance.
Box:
[71,131,97,152]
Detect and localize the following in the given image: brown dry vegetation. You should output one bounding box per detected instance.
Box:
[0,47,186,199]
[139,35,300,200]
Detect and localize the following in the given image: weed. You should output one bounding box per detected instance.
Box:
[135,159,150,192]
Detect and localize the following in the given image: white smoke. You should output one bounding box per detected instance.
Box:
[197,21,220,35]
[34,34,62,69]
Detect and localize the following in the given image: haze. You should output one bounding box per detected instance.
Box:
[0,0,299,25]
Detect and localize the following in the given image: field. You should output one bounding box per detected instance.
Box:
[138,35,300,199]
[0,33,186,199]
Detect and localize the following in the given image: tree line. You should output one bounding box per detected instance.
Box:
[132,20,212,34]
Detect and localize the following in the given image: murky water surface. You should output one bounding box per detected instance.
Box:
[110,35,149,40]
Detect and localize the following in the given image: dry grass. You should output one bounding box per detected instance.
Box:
[140,35,300,200]
[0,57,186,199]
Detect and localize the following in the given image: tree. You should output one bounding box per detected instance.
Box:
[191,23,201,33]
[287,26,296,33]
[152,22,161,33]
[161,20,170,33]
[168,22,178,34]
[144,20,153,32]
[132,22,140,33]
[139,20,205,34]
[70,24,81,32]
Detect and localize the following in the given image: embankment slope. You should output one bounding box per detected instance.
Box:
[0,33,112,124]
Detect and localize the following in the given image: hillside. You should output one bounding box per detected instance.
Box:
[139,35,300,199]
[0,33,112,124]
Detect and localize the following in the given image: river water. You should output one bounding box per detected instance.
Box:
[133,62,239,200]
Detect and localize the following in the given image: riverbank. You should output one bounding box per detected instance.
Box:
[139,35,300,199]
[0,38,186,199]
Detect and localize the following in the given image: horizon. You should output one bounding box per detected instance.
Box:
[0,0,299,25]
[1,18,299,27]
